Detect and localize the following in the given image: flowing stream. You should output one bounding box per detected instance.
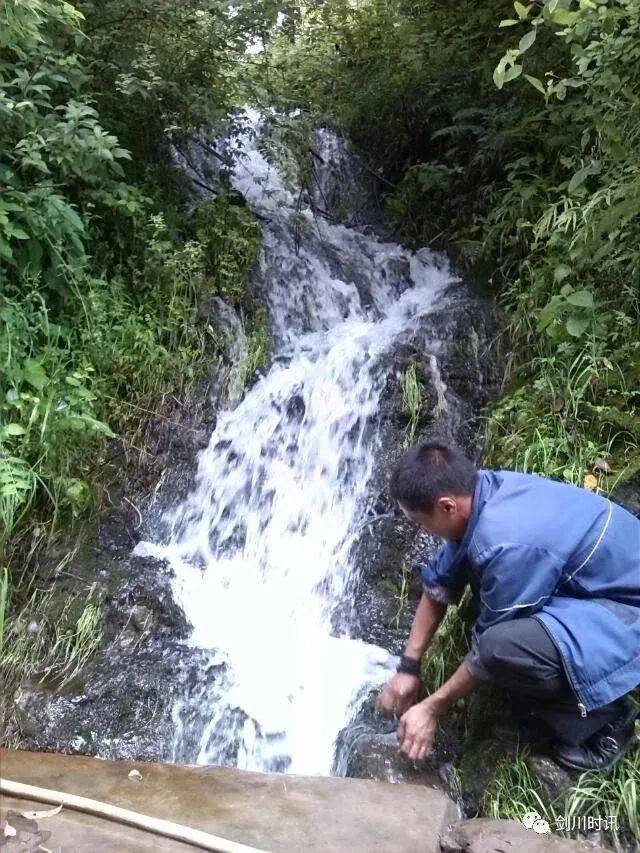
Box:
[136,113,458,776]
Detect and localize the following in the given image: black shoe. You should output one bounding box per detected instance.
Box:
[553,701,639,772]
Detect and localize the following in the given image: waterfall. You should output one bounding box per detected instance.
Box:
[135,112,458,776]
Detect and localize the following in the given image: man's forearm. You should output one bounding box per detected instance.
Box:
[404,593,447,659]
[424,661,483,715]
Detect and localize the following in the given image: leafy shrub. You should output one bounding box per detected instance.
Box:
[1,0,266,660]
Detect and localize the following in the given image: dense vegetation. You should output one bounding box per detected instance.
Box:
[2,0,638,842]
[0,0,272,701]
[265,0,640,492]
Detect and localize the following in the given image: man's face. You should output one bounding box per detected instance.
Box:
[398,495,471,541]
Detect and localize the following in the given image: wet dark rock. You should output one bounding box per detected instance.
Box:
[9,548,205,761]
[309,127,385,231]
[341,723,460,787]
[334,692,462,789]
[15,649,183,761]
[528,755,576,804]
[344,730,444,785]
[612,473,640,518]
[129,604,153,633]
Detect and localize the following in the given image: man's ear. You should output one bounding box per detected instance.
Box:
[436,496,457,514]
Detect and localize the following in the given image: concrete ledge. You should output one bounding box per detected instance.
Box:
[0,749,459,851]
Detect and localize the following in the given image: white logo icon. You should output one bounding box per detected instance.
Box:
[533,818,551,834]
[521,811,551,834]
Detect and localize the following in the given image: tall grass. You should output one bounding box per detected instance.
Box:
[0,567,8,654]
[485,751,556,824]
[0,574,104,724]
[564,750,640,849]
[422,594,471,692]
[402,363,423,446]
[485,746,640,849]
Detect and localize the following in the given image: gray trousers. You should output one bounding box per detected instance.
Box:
[477,617,627,745]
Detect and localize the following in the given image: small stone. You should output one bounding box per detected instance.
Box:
[128,769,143,781]
[130,605,153,632]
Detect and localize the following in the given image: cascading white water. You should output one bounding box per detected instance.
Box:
[136,112,457,776]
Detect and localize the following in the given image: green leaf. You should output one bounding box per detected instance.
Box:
[568,166,590,194]
[519,29,537,53]
[537,304,556,331]
[7,225,29,240]
[551,8,579,25]
[566,290,594,308]
[0,238,13,261]
[66,478,90,507]
[65,414,114,436]
[503,65,523,83]
[524,74,546,94]
[566,314,590,337]
[499,19,520,27]
[514,1,531,19]
[23,360,48,391]
[2,423,26,437]
[554,265,572,282]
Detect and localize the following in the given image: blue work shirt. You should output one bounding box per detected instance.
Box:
[415,469,640,711]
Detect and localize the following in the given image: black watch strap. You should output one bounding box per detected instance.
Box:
[396,654,421,677]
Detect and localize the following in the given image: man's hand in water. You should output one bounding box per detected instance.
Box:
[396,663,483,761]
[377,672,421,717]
[397,699,439,761]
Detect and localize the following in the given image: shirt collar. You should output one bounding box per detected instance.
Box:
[454,469,490,557]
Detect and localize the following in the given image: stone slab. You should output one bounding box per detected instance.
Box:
[0,749,459,852]
[441,818,606,852]
[1,792,193,852]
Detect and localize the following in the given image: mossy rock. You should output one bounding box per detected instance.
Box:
[453,687,509,812]
[456,734,517,816]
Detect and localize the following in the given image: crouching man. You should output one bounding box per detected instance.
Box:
[378,442,640,771]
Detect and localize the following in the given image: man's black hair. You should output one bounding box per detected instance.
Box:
[389,441,477,512]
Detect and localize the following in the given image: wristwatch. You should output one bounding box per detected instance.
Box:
[396,654,421,677]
